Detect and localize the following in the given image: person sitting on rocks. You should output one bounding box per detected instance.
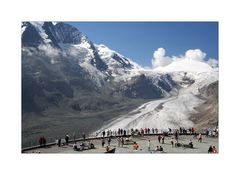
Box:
[90,141,95,149]
[212,146,218,153]
[133,142,139,150]
[106,146,110,152]
[208,145,213,153]
[189,140,193,148]
[73,143,79,151]
[155,146,160,151]
[159,146,163,152]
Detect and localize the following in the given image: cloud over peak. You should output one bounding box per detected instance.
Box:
[151,48,218,68]
[152,48,172,67]
[185,49,206,61]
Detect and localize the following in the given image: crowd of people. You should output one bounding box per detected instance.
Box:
[205,127,219,137]
[73,140,95,151]
[36,126,218,153]
[95,126,219,138]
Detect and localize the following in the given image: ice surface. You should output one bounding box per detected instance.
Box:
[96,71,218,132]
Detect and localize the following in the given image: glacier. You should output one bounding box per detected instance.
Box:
[96,69,218,132]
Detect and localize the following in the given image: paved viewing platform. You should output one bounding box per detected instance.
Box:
[22,134,218,154]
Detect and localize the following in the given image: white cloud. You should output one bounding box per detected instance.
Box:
[37,44,61,64]
[185,49,206,61]
[151,48,218,68]
[151,48,173,67]
[38,44,61,57]
[207,58,218,68]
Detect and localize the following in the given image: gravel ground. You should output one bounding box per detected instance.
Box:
[23,135,218,154]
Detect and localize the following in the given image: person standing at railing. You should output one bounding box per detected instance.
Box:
[102,130,105,138]
[65,134,69,145]
[57,138,61,147]
[82,133,86,140]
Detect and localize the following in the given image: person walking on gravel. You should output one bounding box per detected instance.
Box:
[171,138,174,148]
[158,135,161,143]
[148,140,151,151]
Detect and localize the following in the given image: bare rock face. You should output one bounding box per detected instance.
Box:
[191,81,218,130]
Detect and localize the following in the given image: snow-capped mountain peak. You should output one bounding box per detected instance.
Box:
[95,44,142,71]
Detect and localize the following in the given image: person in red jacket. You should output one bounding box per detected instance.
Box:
[212,146,218,153]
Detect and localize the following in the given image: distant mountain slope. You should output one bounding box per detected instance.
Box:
[21,22,178,113]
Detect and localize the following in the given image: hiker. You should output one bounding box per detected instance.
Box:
[120,137,124,147]
[82,133,86,140]
[65,134,70,145]
[106,146,110,152]
[208,145,213,153]
[191,127,195,134]
[148,140,151,151]
[117,137,121,147]
[158,135,161,143]
[206,129,209,137]
[198,133,202,142]
[175,130,179,143]
[102,131,105,138]
[133,142,139,150]
[39,137,43,146]
[159,146,163,152]
[127,129,130,135]
[123,130,126,137]
[162,136,165,144]
[88,140,94,149]
[107,137,111,146]
[171,138,174,148]
[117,129,120,136]
[42,136,46,147]
[73,143,78,151]
[120,129,123,135]
[101,138,105,147]
[152,128,155,134]
[212,146,218,153]
[180,127,182,134]
[155,146,160,151]
[79,142,85,150]
[144,128,147,134]
[57,138,61,147]
[189,140,193,148]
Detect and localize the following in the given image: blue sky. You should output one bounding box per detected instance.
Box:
[67,22,218,67]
